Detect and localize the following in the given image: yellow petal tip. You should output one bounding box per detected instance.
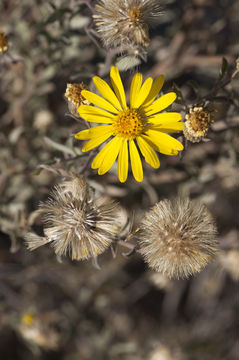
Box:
[135,177,143,183]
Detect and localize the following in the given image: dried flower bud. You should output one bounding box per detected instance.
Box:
[138,198,218,279]
[64,83,90,117]
[183,106,213,143]
[25,176,121,261]
[93,0,162,49]
[0,31,8,54]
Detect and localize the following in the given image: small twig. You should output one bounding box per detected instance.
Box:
[116,236,140,257]
[85,22,102,50]
[79,149,97,174]
[117,240,137,250]
[198,69,237,104]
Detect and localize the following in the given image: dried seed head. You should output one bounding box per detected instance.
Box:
[25,176,121,261]
[0,31,8,54]
[64,83,90,117]
[183,106,213,143]
[93,0,162,48]
[138,198,218,279]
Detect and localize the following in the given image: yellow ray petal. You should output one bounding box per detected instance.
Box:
[118,138,129,183]
[91,136,120,169]
[145,129,183,151]
[110,67,127,110]
[92,143,111,169]
[143,92,177,116]
[150,122,184,133]
[75,125,113,140]
[140,134,179,156]
[134,77,153,108]
[81,90,118,114]
[129,139,143,182]
[141,75,164,108]
[137,136,160,169]
[93,76,122,111]
[98,137,123,175]
[147,112,182,124]
[82,131,112,152]
[143,129,183,155]
[130,73,143,109]
[78,105,114,123]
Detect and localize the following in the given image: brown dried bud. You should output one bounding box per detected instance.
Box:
[183,106,213,143]
[0,31,8,54]
[138,198,218,279]
[64,83,90,117]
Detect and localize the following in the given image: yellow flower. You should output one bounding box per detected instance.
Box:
[22,313,35,326]
[75,67,184,183]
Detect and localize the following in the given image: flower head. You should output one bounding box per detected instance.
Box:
[75,66,184,182]
[0,31,8,54]
[183,106,213,143]
[65,82,90,117]
[25,176,121,260]
[93,0,162,48]
[138,198,218,279]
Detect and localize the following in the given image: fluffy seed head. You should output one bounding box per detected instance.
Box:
[138,198,218,279]
[25,176,121,260]
[183,106,213,143]
[65,83,90,117]
[93,0,162,48]
[0,31,8,54]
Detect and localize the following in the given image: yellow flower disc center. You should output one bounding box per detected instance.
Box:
[113,109,143,139]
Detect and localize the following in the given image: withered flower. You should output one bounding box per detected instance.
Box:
[0,30,8,54]
[138,198,218,279]
[93,0,162,48]
[183,106,213,143]
[64,83,90,117]
[25,176,121,260]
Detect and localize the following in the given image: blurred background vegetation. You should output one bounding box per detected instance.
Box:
[1,0,239,359]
